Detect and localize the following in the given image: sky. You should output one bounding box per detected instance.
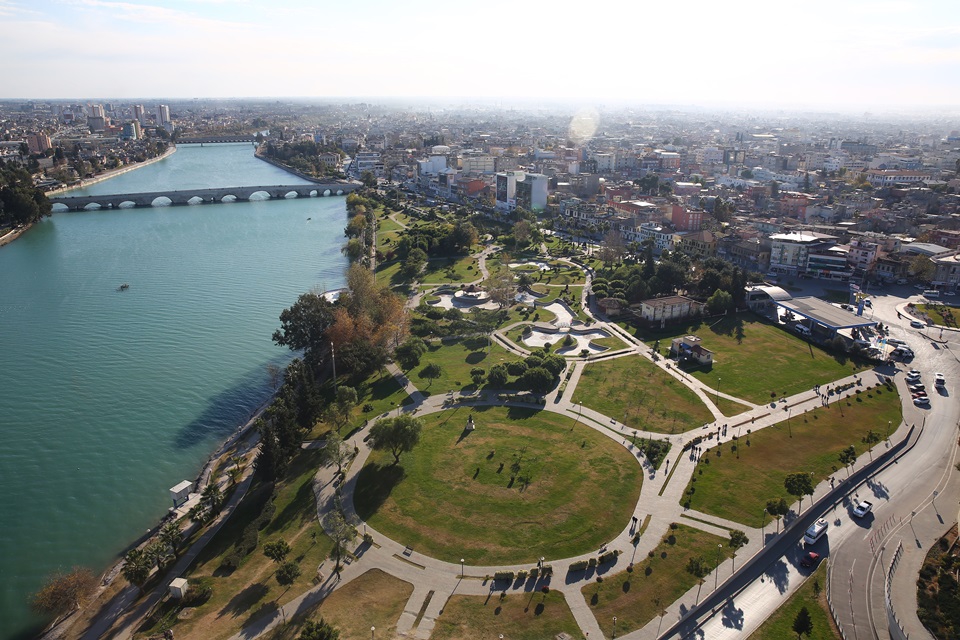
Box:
[2,0,960,110]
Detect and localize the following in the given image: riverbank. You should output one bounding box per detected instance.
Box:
[0,223,33,248]
[42,392,272,640]
[45,145,178,197]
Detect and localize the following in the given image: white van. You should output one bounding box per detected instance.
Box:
[803,518,828,545]
[923,290,940,299]
[794,325,812,337]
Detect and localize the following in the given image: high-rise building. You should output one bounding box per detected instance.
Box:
[156,104,170,126]
[515,173,549,211]
[89,103,105,118]
[121,121,142,141]
[26,132,52,155]
[133,104,146,125]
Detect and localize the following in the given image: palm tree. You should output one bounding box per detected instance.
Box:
[159,521,183,558]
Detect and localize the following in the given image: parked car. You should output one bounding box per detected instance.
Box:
[907,369,922,377]
[910,320,925,328]
[914,397,931,407]
[896,278,908,285]
[852,500,873,518]
[800,551,820,567]
[887,338,908,347]
[935,373,946,387]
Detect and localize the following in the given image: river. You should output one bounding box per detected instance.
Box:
[0,144,348,639]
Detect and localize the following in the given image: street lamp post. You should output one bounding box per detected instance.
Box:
[886,420,892,441]
[613,616,618,638]
[787,408,792,438]
[460,558,465,578]
[761,508,766,543]
[331,342,338,392]
[371,626,375,640]
[715,378,721,405]
[715,544,723,591]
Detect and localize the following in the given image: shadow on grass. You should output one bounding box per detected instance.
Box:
[354,463,407,520]
[218,582,270,619]
[466,351,488,365]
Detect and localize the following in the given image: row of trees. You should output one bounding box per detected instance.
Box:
[260,141,343,178]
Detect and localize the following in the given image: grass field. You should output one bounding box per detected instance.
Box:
[431,590,579,640]
[415,336,526,392]
[749,560,839,639]
[626,314,868,404]
[140,450,332,640]
[575,356,715,434]
[257,569,413,640]
[581,524,733,637]
[420,255,481,284]
[354,406,643,565]
[716,395,752,417]
[683,383,902,525]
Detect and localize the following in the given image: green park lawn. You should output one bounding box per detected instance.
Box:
[683,383,902,525]
[420,255,481,284]
[258,569,413,640]
[531,284,584,305]
[414,336,526,392]
[581,524,733,638]
[749,560,839,639]
[575,355,714,434]
[354,406,643,565]
[631,313,868,404]
[431,590,579,640]
[139,449,332,640]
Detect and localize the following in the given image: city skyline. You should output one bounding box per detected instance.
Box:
[2,0,960,111]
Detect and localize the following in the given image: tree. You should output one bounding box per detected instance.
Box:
[272,292,336,368]
[792,606,813,638]
[358,171,378,188]
[369,414,423,464]
[518,366,556,394]
[299,618,341,640]
[838,445,857,476]
[122,548,153,592]
[159,521,183,558]
[487,363,509,387]
[395,337,427,371]
[401,247,428,280]
[200,482,224,518]
[322,429,352,476]
[766,498,789,533]
[325,386,358,430]
[420,363,443,389]
[707,289,734,315]
[144,541,172,571]
[322,510,357,573]
[862,430,881,461]
[784,473,815,513]
[728,530,749,570]
[276,560,302,586]
[686,555,709,604]
[486,265,515,309]
[263,539,291,565]
[513,220,533,246]
[599,230,626,266]
[31,567,96,619]
[470,367,486,386]
[769,180,780,200]
[909,254,936,282]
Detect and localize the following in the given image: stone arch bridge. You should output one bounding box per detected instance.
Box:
[49,183,361,211]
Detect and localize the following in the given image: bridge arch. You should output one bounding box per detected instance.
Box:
[118,201,136,209]
[151,196,173,207]
[84,202,103,210]
[323,189,332,197]
[248,191,271,201]
[51,203,69,213]
[220,195,238,203]
[187,196,205,205]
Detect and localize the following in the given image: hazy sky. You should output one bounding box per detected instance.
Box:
[3,0,959,109]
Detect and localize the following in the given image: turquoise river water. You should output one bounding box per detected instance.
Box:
[0,144,348,639]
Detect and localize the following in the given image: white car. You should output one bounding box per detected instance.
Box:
[935,373,946,387]
[914,396,931,407]
[907,369,921,378]
[852,500,873,518]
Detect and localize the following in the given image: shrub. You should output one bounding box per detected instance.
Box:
[542,564,553,576]
[494,570,515,581]
[599,550,620,564]
[516,569,528,579]
[362,403,375,413]
[180,578,213,607]
[588,557,597,567]
[569,560,589,571]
